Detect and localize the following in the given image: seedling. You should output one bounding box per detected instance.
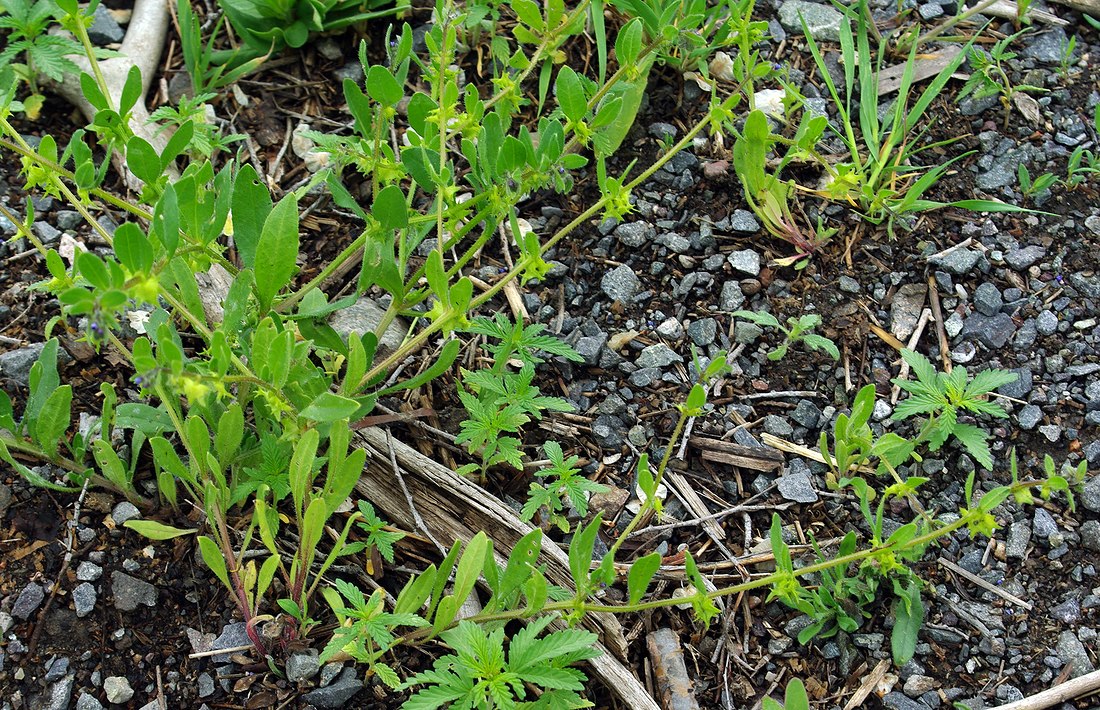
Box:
[733,310,839,361]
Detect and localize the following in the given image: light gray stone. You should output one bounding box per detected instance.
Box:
[636,343,682,369]
[1056,631,1095,678]
[12,582,45,620]
[601,264,641,302]
[287,650,321,683]
[111,501,140,525]
[727,249,761,276]
[328,296,408,359]
[301,667,364,708]
[110,571,157,612]
[104,676,134,704]
[778,0,844,41]
[87,4,124,44]
[73,582,97,618]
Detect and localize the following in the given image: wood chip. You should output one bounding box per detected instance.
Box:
[877,46,964,96]
[689,436,784,472]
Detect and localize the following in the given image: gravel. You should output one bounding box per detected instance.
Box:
[726,249,762,276]
[110,572,157,612]
[777,0,843,40]
[12,582,45,620]
[636,343,682,368]
[103,676,134,704]
[601,264,641,302]
[301,667,364,707]
[111,501,141,524]
[1056,631,1096,678]
[777,468,818,503]
[286,650,321,682]
[73,582,97,618]
[87,5,124,44]
[0,343,47,387]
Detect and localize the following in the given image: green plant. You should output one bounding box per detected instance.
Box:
[456,315,581,482]
[762,678,810,710]
[732,109,834,266]
[1066,104,1100,189]
[800,0,1026,234]
[0,0,87,118]
[400,616,600,708]
[957,28,1046,129]
[176,0,267,95]
[521,441,609,533]
[345,500,406,570]
[732,310,840,361]
[891,349,1017,470]
[147,92,245,160]
[217,0,410,58]
[1017,164,1057,199]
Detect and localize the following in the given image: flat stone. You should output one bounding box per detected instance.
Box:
[1056,631,1095,678]
[778,0,844,41]
[1017,404,1042,430]
[1006,521,1030,558]
[12,582,45,620]
[301,667,364,708]
[891,283,927,341]
[601,264,641,302]
[727,249,761,276]
[209,622,251,663]
[615,222,651,248]
[45,657,70,683]
[777,468,818,503]
[87,4,125,44]
[728,210,760,232]
[687,318,717,346]
[903,674,939,697]
[1033,508,1059,539]
[1080,475,1100,512]
[1050,598,1081,624]
[197,672,215,698]
[286,650,321,683]
[40,674,75,710]
[933,248,980,275]
[1080,520,1100,552]
[791,400,822,428]
[574,333,607,365]
[1005,245,1046,270]
[1021,27,1069,63]
[973,283,1003,316]
[76,561,103,582]
[636,343,683,369]
[592,415,625,448]
[111,501,141,525]
[328,296,407,358]
[882,692,926,710]
[656,317,683,339]
[719,281,745,311]
[76,692,106,710]
[104,676,134,704]
[0,342,46,387]
[73,582,97,618]
[960,312,1016,348]
[110,571,157,612]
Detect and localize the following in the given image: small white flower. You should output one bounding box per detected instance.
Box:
[126,310,150,334]
[709,51,735,82]
[754,89,786,118]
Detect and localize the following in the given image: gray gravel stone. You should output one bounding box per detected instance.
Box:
[636,343,682,368]
[197,672,215,698]
[656,317,683,339]
[12,582,45,619]
[76,692,106,710]
[1039,424,1061,442]
[687,318,717,346]
[1080,520,1100,552]
[1006,521,1030,558]
[997,367,1031,399]
[960,312,1016,348]
[1056,631,1095,678]
[76,561,103,582]
[763,415,793,437]
[719,281,745,311]
[328,296,407,358]
[592,415,625,448]
[838,275,861,293]
[601,264,641,302]
[286,650,321,683]
[40,674,75,710]
[111,501,141,524]
[1081,475,1100,512]
[301,667,364,708]
[728,209,760,232]
[1050,598,1081,624]
[973,283,1003,316]
[45,657,70,683]
[791,400,822,428]
[882,692,926,710]
[104,676,134,704]
[574,333,607,365]
[1036,310,1059,336]
[0,342,47,387]
[87,5,124,44]
[1022,27,1069,63]
[778,0,843,40]
[73,582,97,618]
[110,572,157,612]
[727,249,761,276]
[209,622,250,663]
[1017,404,1042,430]
[903,675,939,697]
[777,468,818,503]
[933,248,980,275]
[1005,245,1046,270]
[1033,508,1059,539]
[615,222,651,248]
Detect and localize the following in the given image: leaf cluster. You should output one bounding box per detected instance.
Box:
[521,441,609,533]
[732,310,839,362]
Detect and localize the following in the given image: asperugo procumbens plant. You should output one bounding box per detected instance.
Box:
[0,0,771,668]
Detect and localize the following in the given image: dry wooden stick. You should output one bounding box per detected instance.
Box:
[843,658,892,710]
[992,668,1100,709]
[646,628,701,710]
[927,275,953,373]
[351,426,659,710]
[937,557,1033,611]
